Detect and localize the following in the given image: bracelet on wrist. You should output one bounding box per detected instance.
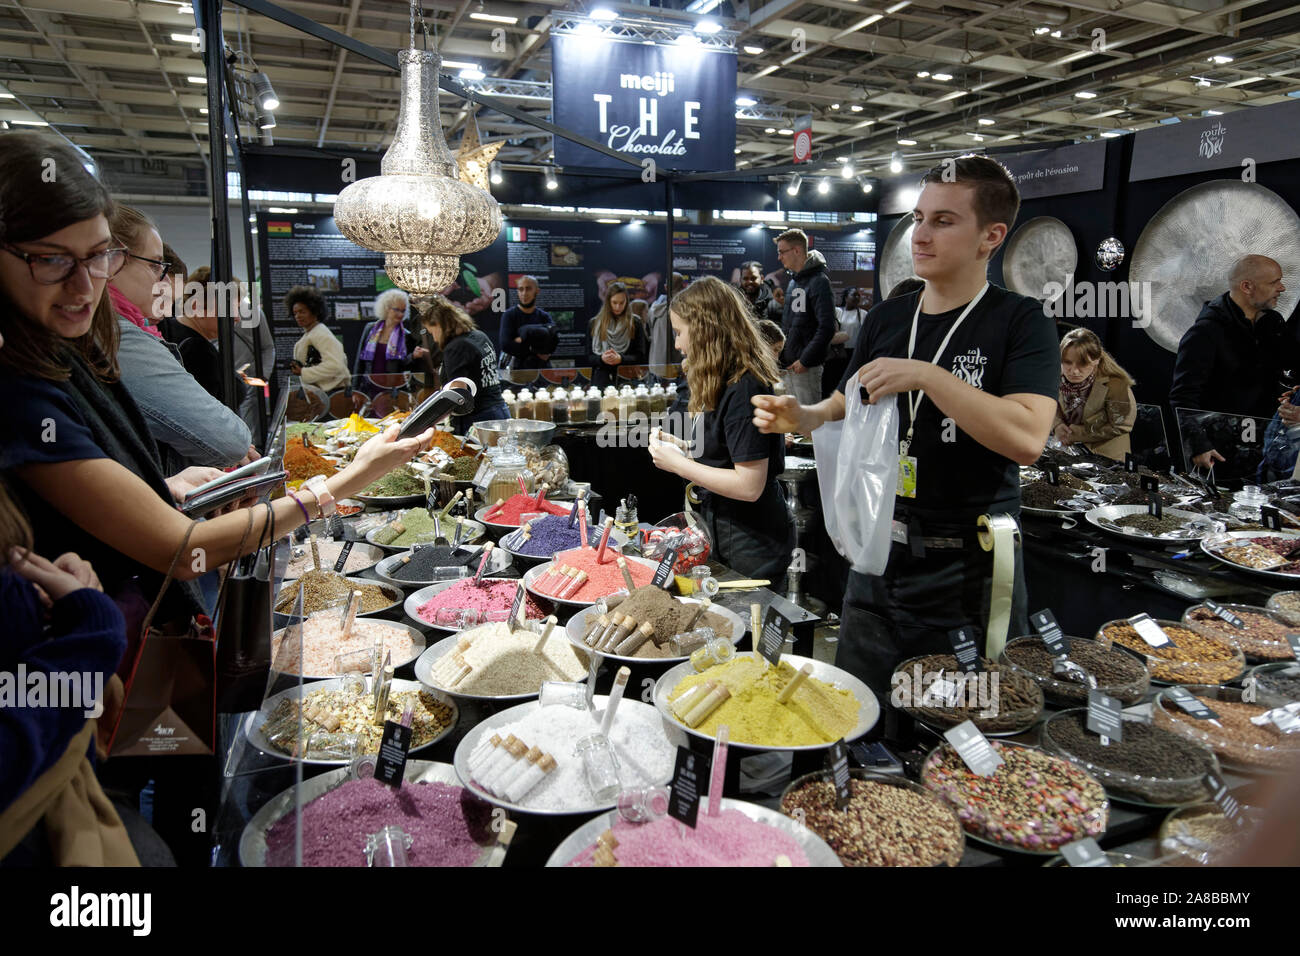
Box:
[287,491,313,527]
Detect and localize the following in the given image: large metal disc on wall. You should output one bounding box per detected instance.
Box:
[1129,180,1300,353]
[878,216,916,297]
[1002,216,1078,304]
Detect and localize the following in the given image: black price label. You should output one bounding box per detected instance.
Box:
[1204,599,1245,629]
[827,740,852,811]
[668,746,707,828]
[568,499,581,524]
[508,582,526,628]
[1044,462,1060,486]
[1139,473,1160,493]
[944,720,1003,777]
[1147,492,1162,519]
[374,720,413,788]
[1060,837,1111,867]
[332,540,355,574]
[1124,452,1137,473]
[427,491,438,517]
[652,548,679,589]
[1167,686,1219,720]
[849,740,902,771]
[759,606,791,666]
[1031,608,1071,656]
[1086,689,1124,743]
[1262,507,1283,531]
[947,626,982,673]
[1288,634,1300,658]
[1204,772,1246,827]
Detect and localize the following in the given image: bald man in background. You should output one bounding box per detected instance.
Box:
[1169,254,1293,480]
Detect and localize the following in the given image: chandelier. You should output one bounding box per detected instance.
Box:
[333,44,502,294]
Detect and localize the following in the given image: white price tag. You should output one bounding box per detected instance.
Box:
[1128,613,1173,648]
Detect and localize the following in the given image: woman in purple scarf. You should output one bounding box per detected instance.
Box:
[352,289,419,409]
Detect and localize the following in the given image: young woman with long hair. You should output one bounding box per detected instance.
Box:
[416,295,508,431]
[587,280,648,387]
[648,276,793,581]
[1053,327,1137,461]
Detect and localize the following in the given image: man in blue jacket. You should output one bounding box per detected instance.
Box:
[1168,255,1291,482]
[774,229,838,405]
[498,275,556,370]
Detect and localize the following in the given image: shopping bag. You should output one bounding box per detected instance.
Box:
[106,521,217,756]
[821,386,899,575]
[214,503,276,714]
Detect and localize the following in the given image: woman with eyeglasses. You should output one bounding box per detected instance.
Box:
[350,289,418,410]
[107,203,254,472]
[0,132,438,655]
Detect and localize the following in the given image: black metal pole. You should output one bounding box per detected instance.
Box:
[202,0,237,411]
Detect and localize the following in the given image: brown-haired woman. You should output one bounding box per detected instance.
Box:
[1053,327,1137,460]
[416,295,508,432]
[648,276,793,581]
[587,280,648,388]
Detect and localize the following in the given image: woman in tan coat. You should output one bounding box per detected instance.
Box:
[1052,328,1136,460]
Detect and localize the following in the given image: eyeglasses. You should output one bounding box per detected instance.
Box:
[127,252,170,280]
[2,243,129,285]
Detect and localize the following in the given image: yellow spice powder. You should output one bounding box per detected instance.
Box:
[668,657,859,746]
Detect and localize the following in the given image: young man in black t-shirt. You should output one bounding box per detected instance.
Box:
[753,156,1059,700]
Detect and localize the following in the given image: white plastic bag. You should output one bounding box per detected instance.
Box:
[812,387,898,574]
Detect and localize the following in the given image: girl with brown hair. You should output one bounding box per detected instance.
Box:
[587,280,648,387]
[1053,327,1137,460]
[416,295,508,431]
[648,276,793,581]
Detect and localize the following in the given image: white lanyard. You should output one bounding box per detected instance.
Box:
[901,283,990,452]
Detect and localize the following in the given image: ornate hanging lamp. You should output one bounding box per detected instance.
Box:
[333,27,501,294]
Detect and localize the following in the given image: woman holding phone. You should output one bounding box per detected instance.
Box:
[648,276,792,581]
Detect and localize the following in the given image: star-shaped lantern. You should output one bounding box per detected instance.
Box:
[456,118,503,191]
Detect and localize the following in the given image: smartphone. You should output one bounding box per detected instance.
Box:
[180,470,288,518]
[182,456,273,502]
[397,378,478,439]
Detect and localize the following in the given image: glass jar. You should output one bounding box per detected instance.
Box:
[539,681,591,709]
[618,385,636,422]
[516,389,534,420]
[480,450,534,505]
[650,384,668,416]
[568,389,588,424]
[600,386,620,418]
[533,388,553,423]
[690,632,734,671]
[586,387,602,420]
[1229,486,1269,523]
[551,387,570,424]
[576,733,622,802]
[502,388,517,418]
[634,384,652,416]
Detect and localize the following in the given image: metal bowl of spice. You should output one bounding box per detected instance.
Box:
[364,513,486,554]
[1039,709,1220,807]
[500,518,629,570]
[547,796,842,867]
[374,543,508,589]
[282,539,386,582]
[1096,617,1245,686]
[523,554,658,608]
[892,653,1043,736]
[1200,529,1300,581]
[654,653,879,752]
[1086,504,1223,543]
[779,770,965,867]
[1264,590,1300,626]
[1020,476,1106,517]
[1158,803,1261,865]
[413,629,589,702]
[1245,661,1300,703]
[245,678,458,766]
[920,741,1109,855]
[270,618,427,680]
[564,595,745,664]
[354,466,430,508]
[238,760,509,868]
[274,572,403,622]
[405,578,547,634]
[1181,603,1298,663]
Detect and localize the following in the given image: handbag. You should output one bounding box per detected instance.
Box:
[105,520,217,757]
[214,503,277,714]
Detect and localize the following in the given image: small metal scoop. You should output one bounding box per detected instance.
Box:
[1052,656,1097,688]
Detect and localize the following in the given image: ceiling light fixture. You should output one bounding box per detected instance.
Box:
[1210,55,1233,64]
[489,160,503,184]
[460,67,486,81]
[777,127,794,135]
[916,70,930,78]
[1075,90,1097,99]
[470,11,517,24]
[830,103,840,109]
[932,73,953,82]
[743,45,763,55]
[850,104,863,112]
[786,174,803,195]
[857,174,873,193]
[978,117,995,126]
[695,20,722,35]
[1034,26,1050,35]
[252,71,279,110]
[897,136,917,145]
[1050,29,1062,38]
[840,161,854,178]
[765,127,776,134]
[817,178,830,194]
[890,151,903,173]
[545,167,558,190]
[187,75,207,84]
[267,206,298,213]
[735,94,757,107]
[591,7,618,21]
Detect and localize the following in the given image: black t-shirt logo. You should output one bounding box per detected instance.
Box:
[950,347,987,389]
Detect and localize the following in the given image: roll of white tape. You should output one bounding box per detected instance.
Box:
[977,513,1021,660]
